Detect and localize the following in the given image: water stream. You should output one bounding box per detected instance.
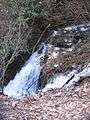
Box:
[4,43,48,98]
[43,64,90,92]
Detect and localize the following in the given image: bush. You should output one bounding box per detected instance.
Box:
[0,0,42,84]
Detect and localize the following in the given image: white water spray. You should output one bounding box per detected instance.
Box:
[4,43,48,98]
[43,63,90,92]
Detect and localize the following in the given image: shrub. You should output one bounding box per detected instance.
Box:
[0,0,42,84]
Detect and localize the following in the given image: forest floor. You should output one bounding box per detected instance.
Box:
[0,78,90,120]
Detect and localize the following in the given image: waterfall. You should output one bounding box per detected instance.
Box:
[3,22,90,98]
[3,43,48,98]
[43,63,90,92]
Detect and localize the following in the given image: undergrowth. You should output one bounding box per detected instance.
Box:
[0,0,42,84]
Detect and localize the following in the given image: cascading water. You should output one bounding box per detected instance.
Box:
[4,43,48,98]
[43,64,90,92]
[3,22,90,98]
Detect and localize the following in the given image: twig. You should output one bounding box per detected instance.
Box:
[32,24,51,53]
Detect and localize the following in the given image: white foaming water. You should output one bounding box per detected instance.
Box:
[4,43,48,98]
[64,22,90,31]
[43,70,77,92]
[43,63,90,92]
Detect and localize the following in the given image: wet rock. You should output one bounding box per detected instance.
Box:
[49,24,88,49]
